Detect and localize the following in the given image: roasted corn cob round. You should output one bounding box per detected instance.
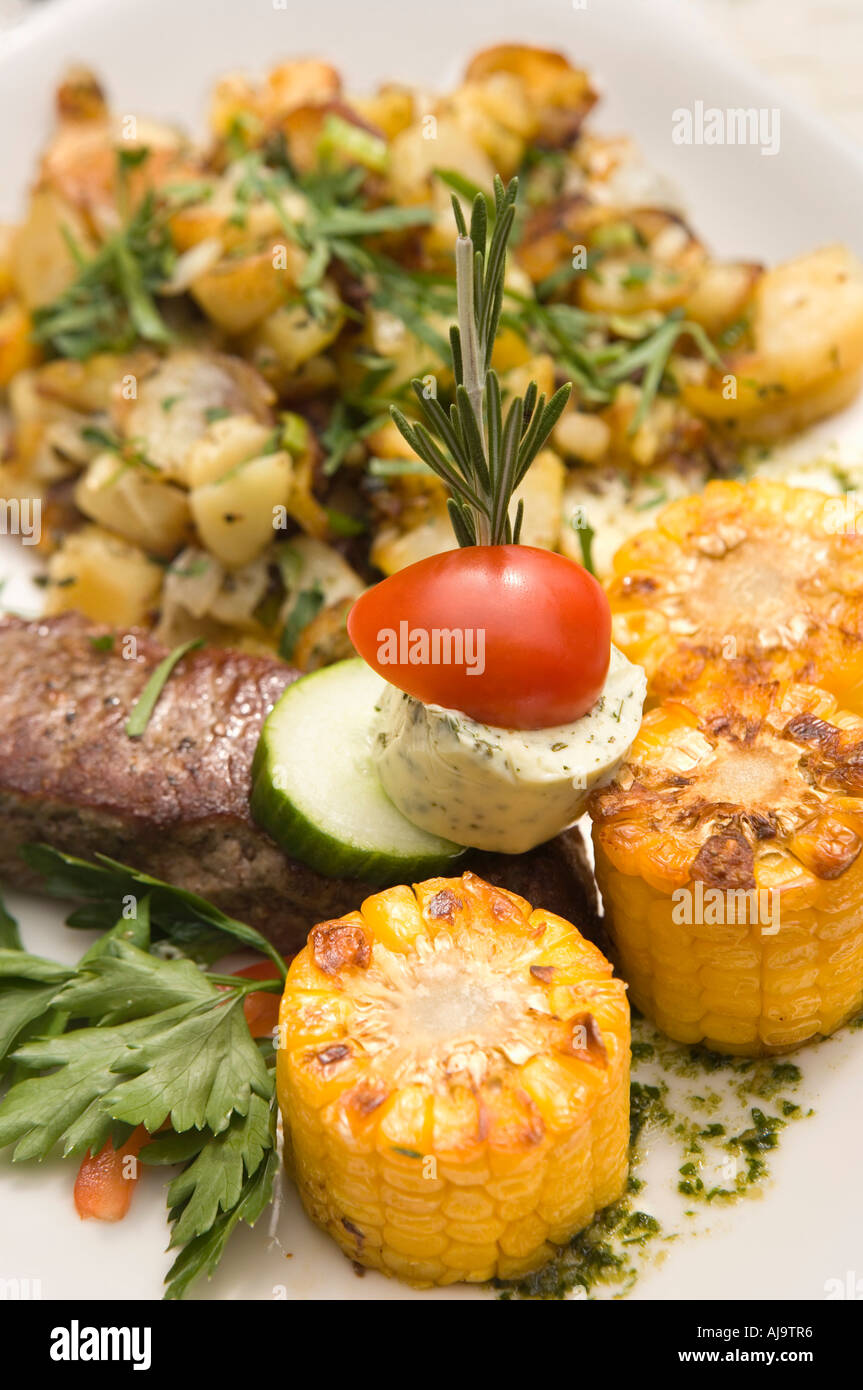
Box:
[276,871,630,1286]
[590,679,863,1055]
[606,479,863,709]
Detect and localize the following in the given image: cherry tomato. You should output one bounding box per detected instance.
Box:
[348,545,611,729]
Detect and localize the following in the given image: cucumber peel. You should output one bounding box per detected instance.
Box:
[251,659,465,887]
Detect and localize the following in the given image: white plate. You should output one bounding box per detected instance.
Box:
[2,0,863,1303]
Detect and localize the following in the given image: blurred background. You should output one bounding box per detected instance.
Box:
[1,0,861,145]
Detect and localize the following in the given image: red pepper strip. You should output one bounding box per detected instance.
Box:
[74,1124,151,1222]
[235,961,282,1039]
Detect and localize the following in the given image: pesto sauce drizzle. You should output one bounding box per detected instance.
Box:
[495,1012,817,1301]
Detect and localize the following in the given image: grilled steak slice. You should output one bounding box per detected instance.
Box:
[0,613,597,954]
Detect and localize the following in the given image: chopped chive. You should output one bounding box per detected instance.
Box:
[324,505,366,537]
[367,455,432,478]
[279,584,325,662]
[575,519,596,575]
[125,639,204,738]
[317,113,389,172]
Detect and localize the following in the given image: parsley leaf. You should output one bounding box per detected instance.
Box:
[0,949,71,1067]
[105,984,271,1134]
[19,844,287,977]
[0,889,22,950]
[56,937,212,1024]
[0,847,285,1300]
[163,1144,278,1300]
[0,1015,164,1160]
[164,1093,274,1246]
[0,941,272,1154]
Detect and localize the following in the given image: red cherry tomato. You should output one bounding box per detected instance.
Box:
[347,545,611,730]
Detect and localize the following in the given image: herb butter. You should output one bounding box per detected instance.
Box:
[372,645,646,853]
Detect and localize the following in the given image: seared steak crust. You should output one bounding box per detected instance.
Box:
[0,613,596,953]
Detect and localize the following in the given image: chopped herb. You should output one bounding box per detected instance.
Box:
[33,190,177,360]
[717,316,750,351]
[0,891,22,951]
[279,583,325,661]
[204,407,231,425]
[324,505,366,538]
[117,145,151,173]
[125,639,204,738]
[504,294,724,427]
[317,113,388,172]
[620,263,654,290]
[572,516,596,575]
[167,557,210,579]
[88,634,115,653]
[591,221,640,253]
[367,455,432,478]
[81,424,121,451]
[434,168,491,212]
[602,311,723,433]
[634,476,670,511]
[279,412,310,459]
[320,402,388,477]
[81,423,158,476]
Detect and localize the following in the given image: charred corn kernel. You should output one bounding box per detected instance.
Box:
[590,680,863,1055]
[607,478,863,711]
[277,871,630,1287]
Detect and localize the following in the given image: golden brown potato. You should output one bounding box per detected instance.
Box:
[262,60,342,120]
[292,596,354,671]
[189,241,306,334]
[239,289,344,388]
[684,260,762,336]
[680,245,863,436]
[0,302,39,386]
[352,84,415,142]
[55,66,108,123]
[115,350,274,485]
[10,189,95,309]
[44,525,163,627]
[190,449,292,568]
[464,44,597,146]
[74,453,192,557]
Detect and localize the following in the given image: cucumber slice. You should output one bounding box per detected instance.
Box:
[251,658,465,886]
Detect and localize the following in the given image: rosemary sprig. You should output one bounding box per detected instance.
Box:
[391,176,571,547]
